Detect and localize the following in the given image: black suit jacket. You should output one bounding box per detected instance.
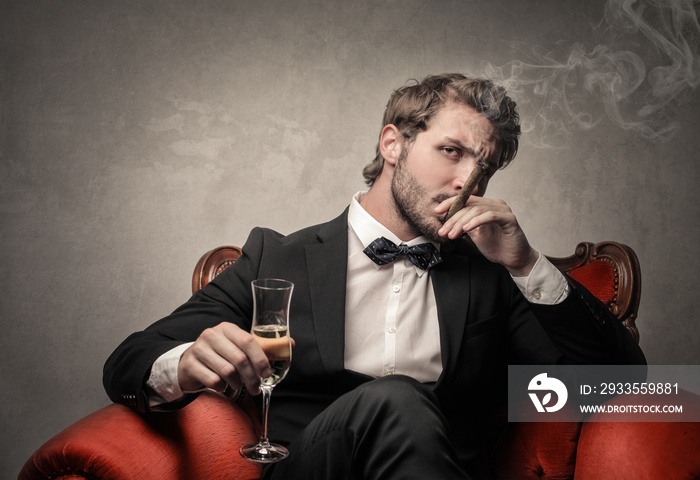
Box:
[103,208,645,459]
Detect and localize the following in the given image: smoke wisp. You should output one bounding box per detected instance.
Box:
[484,0,700,147]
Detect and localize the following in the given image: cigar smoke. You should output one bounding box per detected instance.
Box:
[483,0,700,147]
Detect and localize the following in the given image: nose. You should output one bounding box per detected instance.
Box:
[453,164,488,197]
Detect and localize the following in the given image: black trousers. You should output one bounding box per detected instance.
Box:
[265,375,471,480]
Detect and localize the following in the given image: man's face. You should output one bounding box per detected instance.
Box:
[390,102,502,243]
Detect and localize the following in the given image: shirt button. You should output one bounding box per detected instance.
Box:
[392,285,400,293]
[387,326,396,334]
[532,289,542,300]
[384,369,394,376]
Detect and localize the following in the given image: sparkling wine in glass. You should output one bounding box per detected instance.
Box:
[240,278,293,463]
[253,324,291,386]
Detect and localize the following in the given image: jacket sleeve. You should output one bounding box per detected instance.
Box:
[102,228,268,412]
[522,275,646,366]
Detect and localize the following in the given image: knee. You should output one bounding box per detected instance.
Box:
[349,376,452,448]
[355,375,439,413]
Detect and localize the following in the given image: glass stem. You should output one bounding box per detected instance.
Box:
[259,385,273,446]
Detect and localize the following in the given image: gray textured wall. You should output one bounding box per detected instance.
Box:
[2,0,699,477]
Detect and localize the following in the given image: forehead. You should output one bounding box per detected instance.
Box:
[426,102,498,146]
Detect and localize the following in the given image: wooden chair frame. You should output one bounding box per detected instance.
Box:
[547,241,641,342]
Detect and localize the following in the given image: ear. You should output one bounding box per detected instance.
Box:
[379,124,403,166]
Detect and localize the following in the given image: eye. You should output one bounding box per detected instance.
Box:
[441,146,461,158]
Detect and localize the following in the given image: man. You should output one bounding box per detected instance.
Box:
[104,73,645,479]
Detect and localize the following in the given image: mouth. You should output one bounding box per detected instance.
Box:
[432,194,453,222]
[433,193,453,205]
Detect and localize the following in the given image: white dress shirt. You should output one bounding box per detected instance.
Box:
[344,192,443,382]
[147,192,569,402]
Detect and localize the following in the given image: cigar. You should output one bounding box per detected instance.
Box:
[443,159,490,222]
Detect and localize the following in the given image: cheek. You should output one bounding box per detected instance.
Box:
[410,162,446,189]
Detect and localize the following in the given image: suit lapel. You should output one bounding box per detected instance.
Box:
[302,212,475,381]
[305,210,349,375]
[431,244,472,389]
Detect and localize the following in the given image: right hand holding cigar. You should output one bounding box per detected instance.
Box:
[435,194,539,278]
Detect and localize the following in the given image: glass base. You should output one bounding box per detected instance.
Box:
[240,441,289,463]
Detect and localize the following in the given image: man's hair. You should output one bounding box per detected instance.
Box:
[362,73,521,187]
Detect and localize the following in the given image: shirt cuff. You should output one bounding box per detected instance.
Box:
[146,342,194,406]
[511,253,570,305]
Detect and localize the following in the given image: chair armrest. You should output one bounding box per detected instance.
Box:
[19,392,262,480]
[491,422,582,479]
[574,389,700,480]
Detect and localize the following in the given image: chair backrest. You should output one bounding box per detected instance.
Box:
[192,241,641,343]
[191,245,242,293]
[546,241,641,343]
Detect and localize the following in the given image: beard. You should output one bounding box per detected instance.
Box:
[390,147,449,244]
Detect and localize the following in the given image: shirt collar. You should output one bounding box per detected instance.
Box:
[348,191,439,276]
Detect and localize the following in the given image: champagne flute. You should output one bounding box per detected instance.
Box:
[240,278,294,463]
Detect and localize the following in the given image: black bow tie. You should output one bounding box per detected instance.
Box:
[363,237,442,270]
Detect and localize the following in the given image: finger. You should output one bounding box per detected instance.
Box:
[178,343,229,392]
[220,326,272,381]
[180,366,227,394]
[220,348,263,395]
[438,209,472,239]
[462,210,505,232]
[188,326,263,394]
[438,201,487,238]
[200,329,265,395]
[437,195,489,227]
[434,197,455,214]
[442,203,515,240]
[456,199,513,227]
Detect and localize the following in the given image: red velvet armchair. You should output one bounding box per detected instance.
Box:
[20,242,700,480]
